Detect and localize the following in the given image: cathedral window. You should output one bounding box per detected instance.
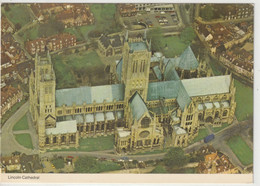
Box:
[45,137,49,144]
[57,110,62,115]
[141,116,151,128]
[61,136,66,143]
[137,140,143,146]
[223,110,228,117]
[145,139,151,145]
[66,110,71,114]
[53,136,57,143]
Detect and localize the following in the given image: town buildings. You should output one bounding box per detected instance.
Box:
[29,32,236,153]
[31,3,94,26]
[25,33,76,55]
[97,33,125,57]
[195,21,253,81]
[197,151,239,174]
[117,4,137,17]
[1,85,23,118]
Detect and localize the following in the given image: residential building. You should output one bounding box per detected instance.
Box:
[98,33,125,57]
[118,4,137,17]
[25,33,76,55]
[0,155,21,173]
[197,151,239,174]
[1,85,23,117]
[135,3,175,13]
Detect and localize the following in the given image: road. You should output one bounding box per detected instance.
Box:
[1,101,39,156]
[184,119,253,171]
[1,100,252,171]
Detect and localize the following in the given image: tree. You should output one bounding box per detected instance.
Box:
[147,27,164,52]
[51,158,65,169]
[38,17,64,37]
[180,26,196,44]
[200,5,214,21]
[163,147,188,169]
[15,23,21,31]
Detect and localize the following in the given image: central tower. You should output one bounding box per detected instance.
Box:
[121,31,151,103]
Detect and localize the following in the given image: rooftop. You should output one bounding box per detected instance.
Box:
[45,120,77,135]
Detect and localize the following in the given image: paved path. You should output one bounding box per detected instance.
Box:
[1,101,39,156]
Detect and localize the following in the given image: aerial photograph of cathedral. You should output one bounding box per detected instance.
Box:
[1,2,254,179]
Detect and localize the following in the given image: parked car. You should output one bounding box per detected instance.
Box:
[204,134,215,143]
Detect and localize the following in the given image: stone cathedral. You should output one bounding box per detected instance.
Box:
[29,32,236,153]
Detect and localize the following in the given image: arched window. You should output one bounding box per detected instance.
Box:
[157,138,160,144]
[70,135,75,142]
[61,136,66,143]
[46,137,49,144]
[223,110,228,117]
[141,116,151,128]
[53,136,57,143]
[86,125,89,132]
[101,124,104,130]
[215,111,219,118]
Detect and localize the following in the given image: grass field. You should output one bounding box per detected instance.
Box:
[47,135,114,152]
[78,135,114,151]
[52,50,108,89]
[1,99,27,126]
[13,114,29,131]
[227,135,253,166]
[134,149,167,155]
[14,133,33,149]
[22,24,40,41]
[234,79,253,121]
[90,4,116,24]
[210,123,229,133]
[162,36,189,58]
[64,27,84,41]
[2,4,33,27]
[192,128,209,143]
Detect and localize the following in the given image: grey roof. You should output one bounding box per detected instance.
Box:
[204,102,213,109]
[213,102,220,108]
[178,46,199,70]
[198,103,204,110]
[75,114,84,124]
[153,66,162,80]
[117,111,124,119]
[106,112,115,121]
[129,92,149,121]
[56,84,125,107]
[99,34,123,49]
[221,101,230,108]
[117,127,131,138]
[181,75,231,97]
[85,114,94,123]
[116,58,123,82]
[173,125,187,135]
[177,82,191,111]
[129,42,147,51]
[147,80,180,101]
[96,112,105,122]
[46,120,77,135]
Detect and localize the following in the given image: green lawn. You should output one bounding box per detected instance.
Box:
[227,135,253,166]
[22,24,40,41]
[78,135,114,151]
[52,50,108,89]
[79,25,95,40]
[134,149,167,155]
[14,133,33,149]
[151,165,168,173]
[192,128,209,143]
[13,114,29,131]
[64,27,84,41]
[234,79,253,121]
[210,123,229,133]
[162,36,189,58]
[209,58,225,76]
[96,161,121,173]
[2,4,33,27]
[47,135,114,152]
[90,4,116,24]
[1,99,27,126]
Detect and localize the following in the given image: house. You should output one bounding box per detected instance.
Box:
[98,34,124,57]
[25,33,76,55]
[1,16,14,34]
[118,4,137,17]
[197,151,239,174]
[0,155,21,173]
[1,85,23,117]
